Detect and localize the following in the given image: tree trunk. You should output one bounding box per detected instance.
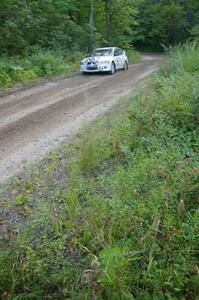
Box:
[88,0,94,53]
[105,0,111,44]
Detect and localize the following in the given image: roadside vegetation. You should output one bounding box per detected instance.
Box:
[0,50,82,88]
[0,49,139,89]
[0,43,198,299]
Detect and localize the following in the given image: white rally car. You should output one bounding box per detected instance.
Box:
[80,47,128,75]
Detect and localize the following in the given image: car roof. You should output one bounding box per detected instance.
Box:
[94,47,116,50]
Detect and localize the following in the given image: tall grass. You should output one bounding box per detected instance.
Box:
[0,50,83,88]
[0,44,198,299]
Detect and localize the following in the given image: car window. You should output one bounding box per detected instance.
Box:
[118,48,123,55]
[92,49,113,56]
[114,48,122,56]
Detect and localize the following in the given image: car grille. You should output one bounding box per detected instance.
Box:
[87,65,98,70]
[86,61,98,70]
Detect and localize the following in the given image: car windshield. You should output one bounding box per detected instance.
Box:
[92,49,113,57]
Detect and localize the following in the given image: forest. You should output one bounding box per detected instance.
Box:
[0,0,199,55]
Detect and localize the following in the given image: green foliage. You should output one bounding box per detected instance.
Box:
[126,49,140,62]
[14,194,31,205]
[0,0,140,87]
[30,51,66,77]
[0,0,86,55]
[0,68,12,87]
[79,137,99,174]
[0,0,198,66]
[133,0,199,49]
[0,0,139,57]
[165,42,199,74]
[190,24,199,39]
[102,0,138,47]
[0,44,198,299]
[0,50,81,88]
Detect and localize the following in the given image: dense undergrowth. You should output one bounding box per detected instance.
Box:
[0,50,83,88]
[0,49,139,89]
[0,43,199,299]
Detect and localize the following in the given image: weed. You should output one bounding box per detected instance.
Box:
[13,194,30,205]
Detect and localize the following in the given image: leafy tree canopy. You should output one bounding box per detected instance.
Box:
[0,0,198,55]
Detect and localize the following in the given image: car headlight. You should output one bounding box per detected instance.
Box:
[80,61,85,65]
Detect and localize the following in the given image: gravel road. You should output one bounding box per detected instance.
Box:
[0,54,163,182]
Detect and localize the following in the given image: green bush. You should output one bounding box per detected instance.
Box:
[0,49,83,88]
[10,67,37,83]
[0,68,12,87]
[30,51,67,77]
[166,42,199,75]
[126,48,140,62]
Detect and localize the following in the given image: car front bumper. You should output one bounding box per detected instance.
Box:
[80,64,111,73]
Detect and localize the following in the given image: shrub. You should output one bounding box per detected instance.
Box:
[30,50,67,77]
[0,68,12,87]
[0,49,83,88]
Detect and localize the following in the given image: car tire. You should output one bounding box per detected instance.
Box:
[123,61,128,71]
[110,62,116,75]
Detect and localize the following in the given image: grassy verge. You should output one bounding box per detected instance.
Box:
[0,49,139,89]
[0,50,83,89]
[126,49,140,62]
[0,43,198,299]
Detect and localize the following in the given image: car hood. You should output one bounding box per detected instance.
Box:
[82,56,113,63]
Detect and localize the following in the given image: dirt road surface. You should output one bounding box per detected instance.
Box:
[0,54,163,182]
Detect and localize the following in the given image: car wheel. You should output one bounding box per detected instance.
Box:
[123,61,128,71]
[110,62,116,75]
